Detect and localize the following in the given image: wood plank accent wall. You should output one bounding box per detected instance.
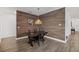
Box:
[40,8,65,40]
[16,11,37,38]
[16,8,65,40]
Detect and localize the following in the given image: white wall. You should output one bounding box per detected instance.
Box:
[65,8,71,41]
[0,8,16,38]
[66,7,79,32]
[66,7,79,19]
[71,18,79,31]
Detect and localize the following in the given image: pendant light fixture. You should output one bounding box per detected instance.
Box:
[35,8,42,25]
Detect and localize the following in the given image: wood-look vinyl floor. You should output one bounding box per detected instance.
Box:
[0,32,79,52]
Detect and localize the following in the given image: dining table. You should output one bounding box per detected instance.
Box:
[27,30,48,47]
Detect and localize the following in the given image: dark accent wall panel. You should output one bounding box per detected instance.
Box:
[16,11,37,38]
[40,8,65,40]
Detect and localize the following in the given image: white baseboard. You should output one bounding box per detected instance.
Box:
[1,35,66,43]
[45,36,66,43]
[0,36,67,43]
[16,35,66,43]
[16,36,28,40]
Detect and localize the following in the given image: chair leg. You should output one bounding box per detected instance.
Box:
[28,39,33,47]
[30,41,33,47]
[37,40,40,46]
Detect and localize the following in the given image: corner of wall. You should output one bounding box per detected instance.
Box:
[65,7,71,41]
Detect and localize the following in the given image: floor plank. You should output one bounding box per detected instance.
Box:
[0,32,79,52]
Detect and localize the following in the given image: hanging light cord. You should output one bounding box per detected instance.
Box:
[38,8,40,19]
[38,8,39,16]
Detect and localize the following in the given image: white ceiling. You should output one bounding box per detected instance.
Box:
[67,7,79,19]
[16,7,79,18]
[0,7,62,16]
[12,7,62,15]
[1,7,79,19]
